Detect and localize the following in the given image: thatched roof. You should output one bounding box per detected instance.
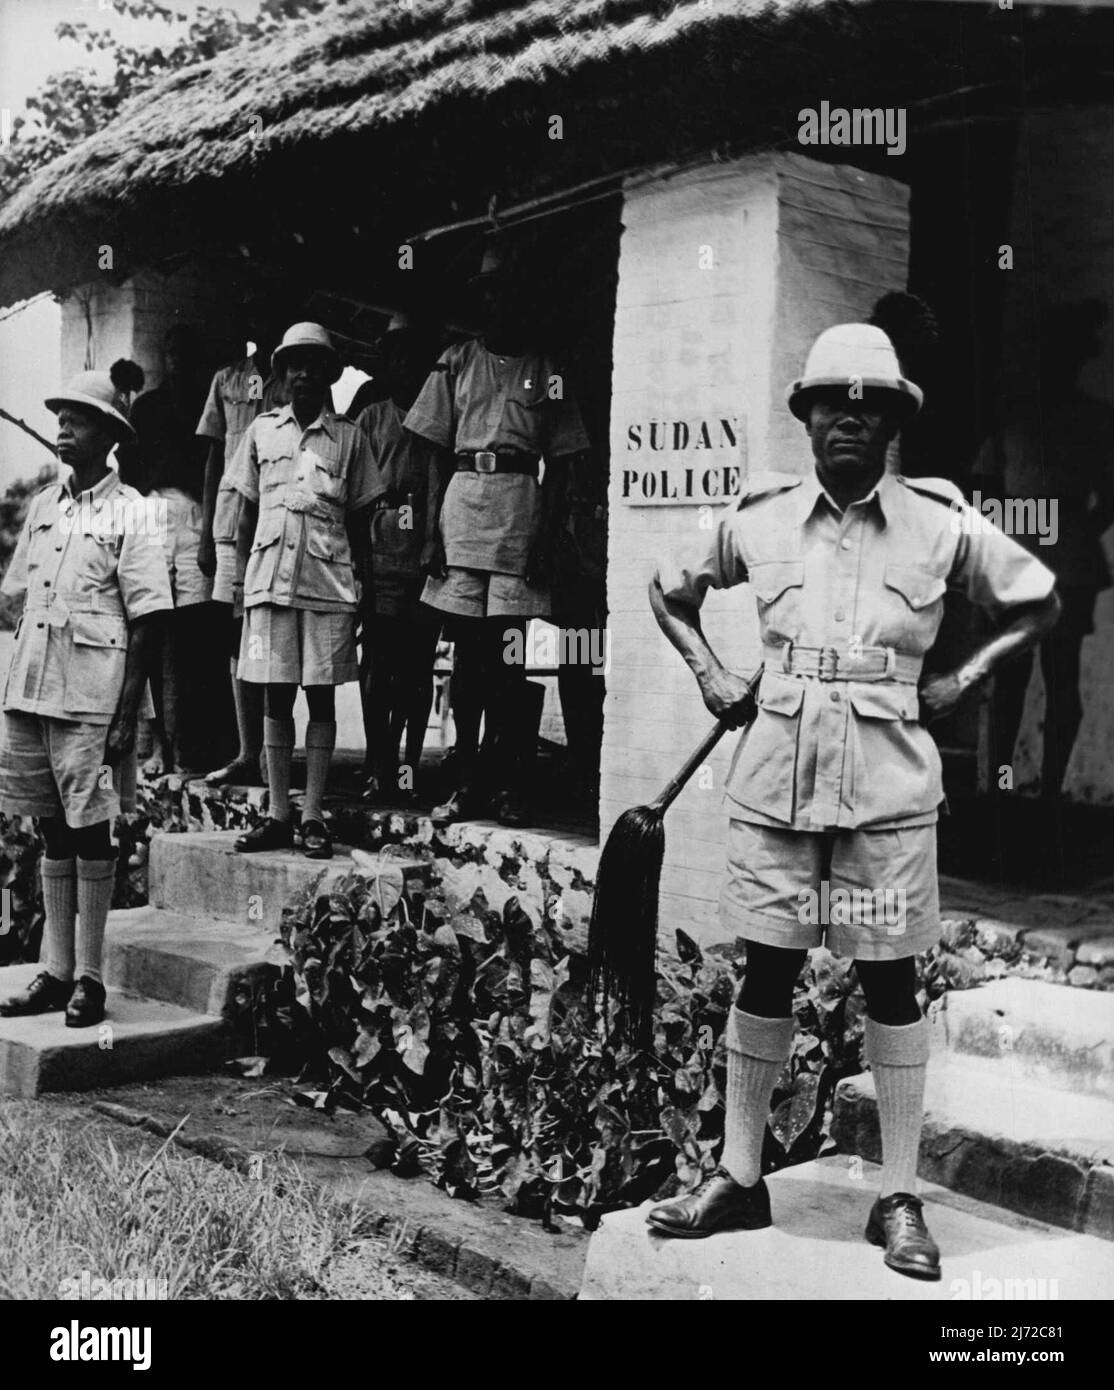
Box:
[1,0,1112,307]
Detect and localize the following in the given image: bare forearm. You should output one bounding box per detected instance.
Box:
[236,497,258,570]
[115,612,165,723]
[955,592,1061,693]
[649,574,723,689]
[200,442,225,538]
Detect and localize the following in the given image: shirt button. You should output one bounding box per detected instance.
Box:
[55,544,62,551]
[44,580,50,587]
[36,622,44,629]
[287,541,295,549]
[840,538,852,551]
[834,609,846,622]
[830,690,841,703]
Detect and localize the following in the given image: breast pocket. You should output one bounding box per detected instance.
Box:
[66,612,127,714]
[302,449,346,504]
[25,517,54,572]
[748,560,805,645]
[882,564,947,653]
[75,529,122,587]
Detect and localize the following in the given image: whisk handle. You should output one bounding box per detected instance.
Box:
[651,669,763,814]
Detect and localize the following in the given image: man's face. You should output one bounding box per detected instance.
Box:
[282,349,332,410]
[55,406,116,468]
[807,390,899,481]
[380,329,433,402]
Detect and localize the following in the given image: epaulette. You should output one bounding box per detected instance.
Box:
[735,471,802,509]
[257,408,281,419]
[896,474,964,508]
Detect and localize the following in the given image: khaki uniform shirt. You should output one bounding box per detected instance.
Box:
[658,470,1056,831]
[355,398,437,584]
[1,470,172,724]
[224,403,377,613]
[404,338,590,573]
[198,356,291,605]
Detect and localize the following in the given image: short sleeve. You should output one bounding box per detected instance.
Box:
[656,513,747,605]
[404,353,456,449]
[117,515,173,621]
[950,508,1056,618]
[543,373,591,459]
[223,422,260,503]
[196,370,227,442]
[1,505,33,604]
[345,429,378,513]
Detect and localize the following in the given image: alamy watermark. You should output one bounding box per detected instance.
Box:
[950,491,1058,546]
[949,1270,1060,1301]
[503,624,611,676]
[798,103,906,157]
[58,1269,168,1301]
[59,495,167,546]
[797,881,907,936]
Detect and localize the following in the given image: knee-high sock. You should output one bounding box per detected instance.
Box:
[720,1007,795,1188]
[865,1015,929,1197]
[302,720,336,824]
[75,857,115,984]
[264,716,296,822]
[40,856,77,983]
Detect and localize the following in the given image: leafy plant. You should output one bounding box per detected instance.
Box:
[273,866,873,1227]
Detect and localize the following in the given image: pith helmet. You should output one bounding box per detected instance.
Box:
[44,371,136,440]
[271,322,342,383]
[786,323,923,422]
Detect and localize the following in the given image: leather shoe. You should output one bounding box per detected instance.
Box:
[646,1166,772,1239]
[235,818,295,853]
[0,971,73,1017]
[866,1192,941,1280]
[65,977,107,1029]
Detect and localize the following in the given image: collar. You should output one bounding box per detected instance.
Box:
[799,467,894,527]
[60,468,119,505]
[275,402,336,440]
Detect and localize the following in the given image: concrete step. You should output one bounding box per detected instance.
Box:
[0,964,226,1098]
[579,1155,1114,1300]
[931,977,1114,1099]
[103,906,283,1015]
[149,831,429,929]
[832,1057,1114,1239]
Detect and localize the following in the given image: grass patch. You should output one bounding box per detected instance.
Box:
[0,1101,379,1300]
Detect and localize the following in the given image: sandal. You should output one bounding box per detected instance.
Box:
[301,818,333,860]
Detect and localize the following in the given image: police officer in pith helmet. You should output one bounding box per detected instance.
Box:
[0,372,172,1028]
[646,323,1060,1279]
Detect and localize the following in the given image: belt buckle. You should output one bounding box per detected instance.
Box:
[475,451,497,474]
[817,646,839,682]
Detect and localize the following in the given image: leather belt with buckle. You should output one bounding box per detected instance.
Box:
[455,451,539,477]
[764,642,922,684]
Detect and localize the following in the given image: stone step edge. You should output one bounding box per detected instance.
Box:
[90,1100,582,1300]
[831,1071,1114,1242]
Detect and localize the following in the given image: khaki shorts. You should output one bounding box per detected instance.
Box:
[0,710,136,827]
[421,566,550,619]
[720,817,940,962]
[237,603,358,686]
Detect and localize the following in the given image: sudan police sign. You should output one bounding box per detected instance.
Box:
[620,414,746,505]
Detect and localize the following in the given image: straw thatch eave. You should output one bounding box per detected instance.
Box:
[2,0,1114,308]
